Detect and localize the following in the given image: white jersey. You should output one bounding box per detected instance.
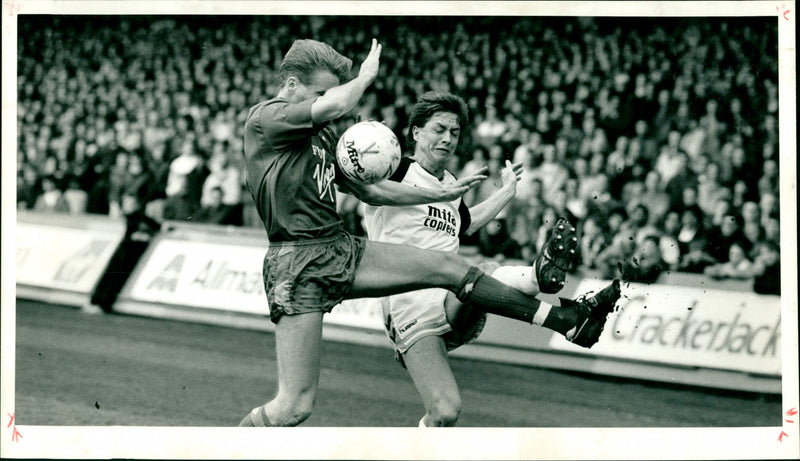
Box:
[363,157,471,253]
[363,157,474,354]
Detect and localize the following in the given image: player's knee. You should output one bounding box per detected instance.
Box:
[431,251,469,288]
[428,394,462,426]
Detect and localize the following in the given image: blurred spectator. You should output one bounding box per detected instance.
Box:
[639,170,670,225]
[577,214,607,269]
[162,184,196,222]
[165,135,207,216]
[474,105,506,148]
[107,151,129,217]
[461,145,488,178]
[706,212,749,263]
[678,237,717,274]
[194,186,238,225]
[201,141,242,207]
[534,144,569,205]
[696,161,724,216]
[621,236,667,284]
[17,164,40,210]
[62,176,88,215]
[477,219,521,259]
[656,211,682,270]
[703,242,753,280]
[751,241,781,295]
[33,176,69,213]
[654,131,686,188]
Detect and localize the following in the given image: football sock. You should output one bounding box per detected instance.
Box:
[456,267,538,323]
[238,405,272,427]
[457,267,578,334]
[491,266,537,295]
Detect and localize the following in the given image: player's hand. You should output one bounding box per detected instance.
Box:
[501,160,523,188]
[438,167,488,200]
[358,38,382,84]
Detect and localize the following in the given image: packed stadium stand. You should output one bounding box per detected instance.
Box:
[16,15,780,293]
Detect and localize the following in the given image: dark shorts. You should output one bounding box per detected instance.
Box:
[263,231,367,323]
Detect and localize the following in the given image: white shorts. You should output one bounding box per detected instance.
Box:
[382,288,452,354]
[382,261,499,355]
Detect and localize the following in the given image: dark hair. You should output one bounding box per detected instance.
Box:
[279,39,352,86]
[406,92,469,151]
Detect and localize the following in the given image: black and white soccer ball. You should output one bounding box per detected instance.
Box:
[336,121,402,185]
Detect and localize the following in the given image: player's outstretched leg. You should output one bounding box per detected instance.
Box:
[534,217,578,294]
[563,279,621,348]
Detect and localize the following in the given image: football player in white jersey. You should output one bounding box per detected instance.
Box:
[363,92,620,427]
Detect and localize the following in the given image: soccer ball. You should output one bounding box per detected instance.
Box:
[336,121,402,184]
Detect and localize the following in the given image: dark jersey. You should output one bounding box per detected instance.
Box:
[243,97,344,242]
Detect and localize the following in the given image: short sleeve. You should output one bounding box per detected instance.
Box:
[458,199,471,237]
[260,98,316,150]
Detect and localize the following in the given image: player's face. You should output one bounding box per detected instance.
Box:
[291,69,340,102]
[414,111,461,165]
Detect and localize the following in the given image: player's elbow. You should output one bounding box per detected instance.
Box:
[311,98,348,123]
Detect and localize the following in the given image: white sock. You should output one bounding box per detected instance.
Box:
[419,416,427,427]
[491,266,537,295]
[531,302,553,326]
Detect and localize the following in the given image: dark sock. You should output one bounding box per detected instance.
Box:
[455,267,540,323]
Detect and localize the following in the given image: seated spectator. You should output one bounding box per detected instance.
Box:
[461,145,488,178]
[33,176,69,213]
[595,220,637,278]
[759,192,779,229]
[696,161,724,215]
[193,186,237,225]
[656,211,682,270]
[654,130,686,188]
[621,236,667,284]
[563,178,588,221]
[201,146,242,207]
[477,219,521,260]
[751,241,781,295]
[474,104,506,148]
[17,164,40,210]
[62,176,88,215]
[676,208,705,257]
[703,242,753,280]
[577,214,607,269]
[533,144,569,205]
[763,215,780,244]
[533,206,559,256]
[706,212,749,263]
[678,237,717,274]
[625,202,658,245]
[162,184,195,222]
[757,158,778,196]
[639,170,670,225]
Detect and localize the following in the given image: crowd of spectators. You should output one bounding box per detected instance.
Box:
[16,16,780,293]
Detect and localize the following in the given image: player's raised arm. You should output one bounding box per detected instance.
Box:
[338,167,487,206]
[464,160,523,235]
[311,39,382,124]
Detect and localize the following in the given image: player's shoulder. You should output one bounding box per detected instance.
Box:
[246,97,280,123]
[387,156,415,182]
